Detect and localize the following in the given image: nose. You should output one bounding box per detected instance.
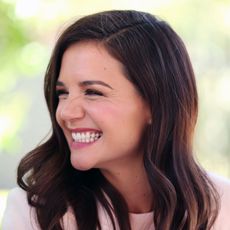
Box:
[59,95,85,122]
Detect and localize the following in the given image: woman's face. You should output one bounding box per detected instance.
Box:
[56,41,151,171]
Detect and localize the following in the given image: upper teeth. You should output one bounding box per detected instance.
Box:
[72,132,101,143]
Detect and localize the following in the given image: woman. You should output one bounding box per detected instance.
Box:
[3,10,230,230]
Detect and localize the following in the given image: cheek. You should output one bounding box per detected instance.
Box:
[55,105,62,126]
[87,101,145,130]
[87,102,122,124]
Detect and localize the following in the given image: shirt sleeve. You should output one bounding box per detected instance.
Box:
[2,187,39,230]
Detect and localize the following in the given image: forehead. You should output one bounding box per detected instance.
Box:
[58,41,128,84]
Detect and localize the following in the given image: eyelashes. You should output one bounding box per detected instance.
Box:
[84,89,103,96]
[55,88,104,99]
[55,89,69,99]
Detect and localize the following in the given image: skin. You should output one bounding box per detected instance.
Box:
[56,41,153,213]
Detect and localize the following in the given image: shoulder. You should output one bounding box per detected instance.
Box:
[2,187,78,230]
[209,172,230,190]
[2,187,39,230]
[208,173,230,229]
[208,172,230,201]
[4,187,30,213]
[5,187,27,203]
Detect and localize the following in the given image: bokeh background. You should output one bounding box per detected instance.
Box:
[0,0,230,226]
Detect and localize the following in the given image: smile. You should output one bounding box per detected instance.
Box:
[72,131,102,143]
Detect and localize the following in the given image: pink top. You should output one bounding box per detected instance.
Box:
[2,173,230,230]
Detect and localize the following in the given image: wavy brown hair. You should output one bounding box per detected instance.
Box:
[17,10,219,230]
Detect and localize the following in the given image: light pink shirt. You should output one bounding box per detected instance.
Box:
[2,173,230,230]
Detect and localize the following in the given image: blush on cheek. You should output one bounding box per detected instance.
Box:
[88,103,126,119]
[55,106,62,125]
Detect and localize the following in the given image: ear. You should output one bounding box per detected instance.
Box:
[148,118,152,125]
[145,104,152,125]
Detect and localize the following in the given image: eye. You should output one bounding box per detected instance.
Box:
[55,89,69,99]
[84,89,103,96]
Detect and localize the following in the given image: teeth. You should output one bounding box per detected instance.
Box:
[72,131,102,143]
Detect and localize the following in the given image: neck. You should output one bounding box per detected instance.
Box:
[100,158,153,213]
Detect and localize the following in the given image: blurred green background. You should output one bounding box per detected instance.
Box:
[0,0,230,226]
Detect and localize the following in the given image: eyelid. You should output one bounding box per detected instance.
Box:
[55,89,69,98]
[84,88,104,96]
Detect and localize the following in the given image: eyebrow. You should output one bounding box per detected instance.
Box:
[56,80,113,89]
[56,81,65,87]
[80,80,113,89]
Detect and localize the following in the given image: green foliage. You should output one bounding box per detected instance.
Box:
[0,1,29,81]
[0,1,47,153]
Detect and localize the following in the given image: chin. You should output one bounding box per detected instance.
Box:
[70,155,95,171]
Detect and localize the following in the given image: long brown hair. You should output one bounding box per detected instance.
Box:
[17,10,219,230]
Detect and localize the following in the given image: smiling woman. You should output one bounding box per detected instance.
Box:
[2,10,230,230]
[55,41,151,172]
